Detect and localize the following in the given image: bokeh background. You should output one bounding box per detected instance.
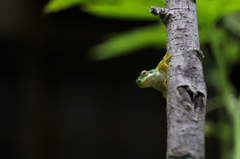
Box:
[1,0,240,159]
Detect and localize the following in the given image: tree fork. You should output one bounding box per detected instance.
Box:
[150,0,207,159]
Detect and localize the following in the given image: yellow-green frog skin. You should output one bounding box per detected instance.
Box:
[136,52,172,98]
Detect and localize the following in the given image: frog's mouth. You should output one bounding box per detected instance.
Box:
[136,79,143,87]
[138,76,155,88]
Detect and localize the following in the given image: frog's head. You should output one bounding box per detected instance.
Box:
[136,69,156,88]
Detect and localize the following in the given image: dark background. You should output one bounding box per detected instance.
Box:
[0,0,219,159]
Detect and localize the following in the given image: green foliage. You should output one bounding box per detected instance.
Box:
[209,26,240,159]
[224,13,240,37]
[44,0,87,13]
[89,24,165,60]
[197,0,240,27]
[82,0,164,20]
[44,0,240,61]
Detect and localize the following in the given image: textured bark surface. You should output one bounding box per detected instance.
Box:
[150,0,207,159]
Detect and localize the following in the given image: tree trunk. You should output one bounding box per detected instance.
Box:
[150,0,207,159]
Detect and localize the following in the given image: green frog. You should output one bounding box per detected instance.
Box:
[136,52,172,98]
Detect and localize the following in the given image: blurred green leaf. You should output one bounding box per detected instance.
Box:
[197,0,240,27]
[223,13,240,37]
[222,1,240,15]
[44,0,240,60]
[43,0,90,13]
[44,0,164,17]
[197,0,221,27]
[199,27,211,44]
[89,24,166,60]
[82,4,157,20]
[222,35,240,64]
[82,0,164,20]
[206,25,240,65]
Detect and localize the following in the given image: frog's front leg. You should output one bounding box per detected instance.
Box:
[156,52,172,82]
[156,52,172,72]
[156,52,172,98]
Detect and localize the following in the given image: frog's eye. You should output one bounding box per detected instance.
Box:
[141,71,148,76]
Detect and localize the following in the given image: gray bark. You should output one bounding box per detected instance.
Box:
[150,0,207,159]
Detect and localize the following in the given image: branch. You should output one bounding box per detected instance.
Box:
[150,0,207,158]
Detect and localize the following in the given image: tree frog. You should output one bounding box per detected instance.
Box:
[136,52,172,98]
